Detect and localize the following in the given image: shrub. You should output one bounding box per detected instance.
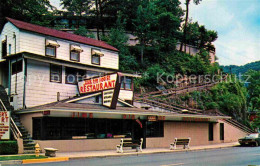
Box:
[0,141,18,155]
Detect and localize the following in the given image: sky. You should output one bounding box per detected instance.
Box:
[50,0,260,66]
[180,0,260,66]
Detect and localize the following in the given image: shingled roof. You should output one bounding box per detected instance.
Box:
[6,17,119,52]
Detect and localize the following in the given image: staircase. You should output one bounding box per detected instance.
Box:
[0,85,36,154]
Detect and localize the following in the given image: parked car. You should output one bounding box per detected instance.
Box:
[238,133,260,146]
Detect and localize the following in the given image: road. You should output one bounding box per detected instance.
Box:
[25,146,260,166]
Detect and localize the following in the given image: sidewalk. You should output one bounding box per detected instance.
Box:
[55,142,240,159]
[0,142,240,165]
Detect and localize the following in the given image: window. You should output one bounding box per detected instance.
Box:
[70,51,80,61]
[11,60,23,75]
[121,76,133,90]
[65,67,86,84]
[146,121,164,137]
[209,123,214,141]
[92,54,100,65]
[91,49,103,65]
[50,64,62,83]
[8,44,11,55]
[46,46,56,57]
[220,123,224,140]
[45,39,60,57]
[70,45,83,62]
[1,40,7,57]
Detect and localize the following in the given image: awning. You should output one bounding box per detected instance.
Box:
[46,39,60,47]
[92,49,104,57]
[71,45,83,52]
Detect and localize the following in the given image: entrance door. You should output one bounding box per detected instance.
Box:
[132,119,146,149]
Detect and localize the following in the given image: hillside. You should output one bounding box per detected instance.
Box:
[221,61,260,75]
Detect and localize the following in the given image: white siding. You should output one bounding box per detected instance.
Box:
[0,22,20,59]
[19,31,119,69]
[119,90,133,101]
[10,59,24,110]
[25,59,79,108]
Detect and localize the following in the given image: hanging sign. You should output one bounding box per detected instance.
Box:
[78,72,122,109]
[0,111,10,140]
[78,73,118,94]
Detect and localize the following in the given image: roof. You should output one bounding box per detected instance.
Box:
[16,99,230,120]
[6,17,119,52]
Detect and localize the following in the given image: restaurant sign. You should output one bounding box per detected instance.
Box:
[78,73,122,109]
[0,111,10,140]
[78,73,118,94]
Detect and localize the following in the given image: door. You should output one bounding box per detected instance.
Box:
[132,119,146,149]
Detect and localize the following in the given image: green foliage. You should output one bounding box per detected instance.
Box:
[0,0,54,27]
[74,26,95,39]
[245,70,260,111]
[0,141,18,155]
[0,155,47,161]
[61,0,91,16]
[221,61,260,75]
[101,16,138,72]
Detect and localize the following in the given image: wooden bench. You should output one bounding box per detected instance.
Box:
[170,138,191,150]
[44,148,58,157]
[116,138,143,153]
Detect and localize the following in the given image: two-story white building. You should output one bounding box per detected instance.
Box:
[0,18,249,153]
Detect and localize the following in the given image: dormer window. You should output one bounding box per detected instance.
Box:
[70,45,83,62]
[45,39,60,57]
[91,49,104,65]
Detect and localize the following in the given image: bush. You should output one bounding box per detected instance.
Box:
[0,141,18,155]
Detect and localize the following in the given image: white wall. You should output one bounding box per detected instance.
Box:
[25,59,79,108]
[19,31,119,69]
[119,90,133,101]
[0,22,20,59]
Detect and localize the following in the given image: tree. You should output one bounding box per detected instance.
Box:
[245,70,260,111]
[61,0,92,28]
[133,1,157,65]
[179,0,202,52]
[74,26,95,39]
[0,0,54,30]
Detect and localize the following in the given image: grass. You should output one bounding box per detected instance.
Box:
[0,155,48,161]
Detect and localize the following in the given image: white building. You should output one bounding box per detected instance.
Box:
[0,17,134,110]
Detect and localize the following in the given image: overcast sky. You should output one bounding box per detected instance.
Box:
[50,0,260,66]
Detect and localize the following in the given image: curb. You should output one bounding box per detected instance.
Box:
[68,144,239,160]
[22,157,69,164]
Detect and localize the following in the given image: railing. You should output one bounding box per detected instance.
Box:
[0,99,22,139]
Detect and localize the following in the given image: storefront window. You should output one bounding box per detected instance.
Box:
[121,76,132,90]
[146,121,164,137]
[65,67,86,84]
[33,117,155,140]
[50,64,62,83]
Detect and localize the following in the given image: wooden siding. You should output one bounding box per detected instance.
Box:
[0,22,20,59]
[10,58,24,110]
[19,31,119,69]
[25,59,78,108]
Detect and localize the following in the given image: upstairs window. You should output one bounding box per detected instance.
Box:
[50,64,62,83]
[65,67,86,84]
[70,45,83,62]
[121,76,133,90]
[91,49,104,65]
[1,40,7,58]
[45,39,60,57]
[12,60,23,75]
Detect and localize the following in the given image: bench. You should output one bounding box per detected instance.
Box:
[44,148,58,157]
[116,138,143,153]
[170,137,191,150]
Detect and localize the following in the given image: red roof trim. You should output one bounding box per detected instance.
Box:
[6,17,119,52]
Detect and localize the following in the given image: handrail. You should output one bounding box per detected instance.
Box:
[0,98,23,138]
[0,99,7,111]
[11,117,23,138]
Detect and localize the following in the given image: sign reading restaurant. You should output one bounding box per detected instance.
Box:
[0,111,10,140]
[78,73,122,108]
[78,73,117,94]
